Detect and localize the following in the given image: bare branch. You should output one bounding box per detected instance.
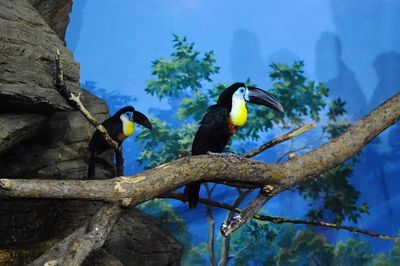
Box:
[163,192,397,241]
[30,204,122,266]
[54,48,121,155]
[0,93,399,226]
[218,189,252,266]
[220,182,281,237]
[29,49,126,266]
[205,184,216,266]
[244,123,315,158]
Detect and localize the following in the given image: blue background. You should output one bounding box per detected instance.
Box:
[66,0,400,254]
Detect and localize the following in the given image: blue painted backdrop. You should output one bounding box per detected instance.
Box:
[66,0,400,254]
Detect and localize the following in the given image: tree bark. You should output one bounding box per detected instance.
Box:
[2,92,399,204]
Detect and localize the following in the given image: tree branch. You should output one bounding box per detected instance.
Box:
[163,192,397,241]
[28,49,126,266]
[30,204,122,266]
[1,92,399,234]
[54,48,123,173]
[205,184,216,266]
[244,123,315,158]
[218,189,252,266]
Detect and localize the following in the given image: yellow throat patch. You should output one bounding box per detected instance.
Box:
[123,120,135,137]
[230,96,247,127]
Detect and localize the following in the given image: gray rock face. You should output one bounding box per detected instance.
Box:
[84,210,183,266]
[0,113,47,155]
[0,0,78,113]
[27,0,72,42]
[0,0,182,265]
[101,210,182,266]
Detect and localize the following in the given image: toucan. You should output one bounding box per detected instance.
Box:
[88,106,152,179]
[184,82,284,208]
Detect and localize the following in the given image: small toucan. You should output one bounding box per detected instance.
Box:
[184,82,284,208]
[88,106,152,179]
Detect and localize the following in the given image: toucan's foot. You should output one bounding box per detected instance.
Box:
[207,152,243,161]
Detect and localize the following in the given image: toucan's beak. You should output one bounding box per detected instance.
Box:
[246,86,284,114]
[134,111,152,130]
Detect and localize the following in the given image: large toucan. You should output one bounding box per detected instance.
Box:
[88,106,152,179]
[184,82,284,208]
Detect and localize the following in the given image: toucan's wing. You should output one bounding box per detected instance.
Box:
[187,105,231,208]
[192,105,231,155]
[89,117,122,153]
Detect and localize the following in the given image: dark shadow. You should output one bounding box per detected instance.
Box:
[230,29,268,85]
[315,31,367,120]
[369,52,400,109]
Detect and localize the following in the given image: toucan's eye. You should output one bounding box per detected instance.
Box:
[126,112,133,120]
[240,88,245,93]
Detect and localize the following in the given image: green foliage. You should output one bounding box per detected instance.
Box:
[299,162,365,224]
[145,35,219,100]
[373,238,400,266]
[335,239,373,265]
[276,230,335,266]
[323,122,351,139]
[239,62,330,139]
[230,221,279,265]
[136,118,197,168]
[177,91,209,121]
[230,221,398,266]
[182,243,209,266]
[328,98,347,122]
[138,199,191,250]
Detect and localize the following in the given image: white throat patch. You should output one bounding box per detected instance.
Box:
[230,94,247,126]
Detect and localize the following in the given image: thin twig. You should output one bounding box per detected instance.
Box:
[244,124,315,158]
[163,192,397,241]
[54,48,121,156]
[205,184,216,266]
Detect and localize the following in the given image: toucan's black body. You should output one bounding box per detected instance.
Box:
[184,83,283,208]
[88,106,152,179]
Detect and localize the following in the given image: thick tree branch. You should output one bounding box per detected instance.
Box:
[30,204,122,266]
[1,93,399,229]
[212,124,314,191]
[163,192,397,241]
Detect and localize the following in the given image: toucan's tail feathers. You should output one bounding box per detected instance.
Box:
[88,151,96,179]
[184,182,201,208]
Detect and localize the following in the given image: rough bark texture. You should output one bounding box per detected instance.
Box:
[0,0,182,265]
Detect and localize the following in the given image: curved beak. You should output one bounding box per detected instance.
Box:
[133,111,153,130]
[246,86,284,114]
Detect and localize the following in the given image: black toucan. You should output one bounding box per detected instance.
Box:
[184,82,284,208]
[88,106,152,179]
